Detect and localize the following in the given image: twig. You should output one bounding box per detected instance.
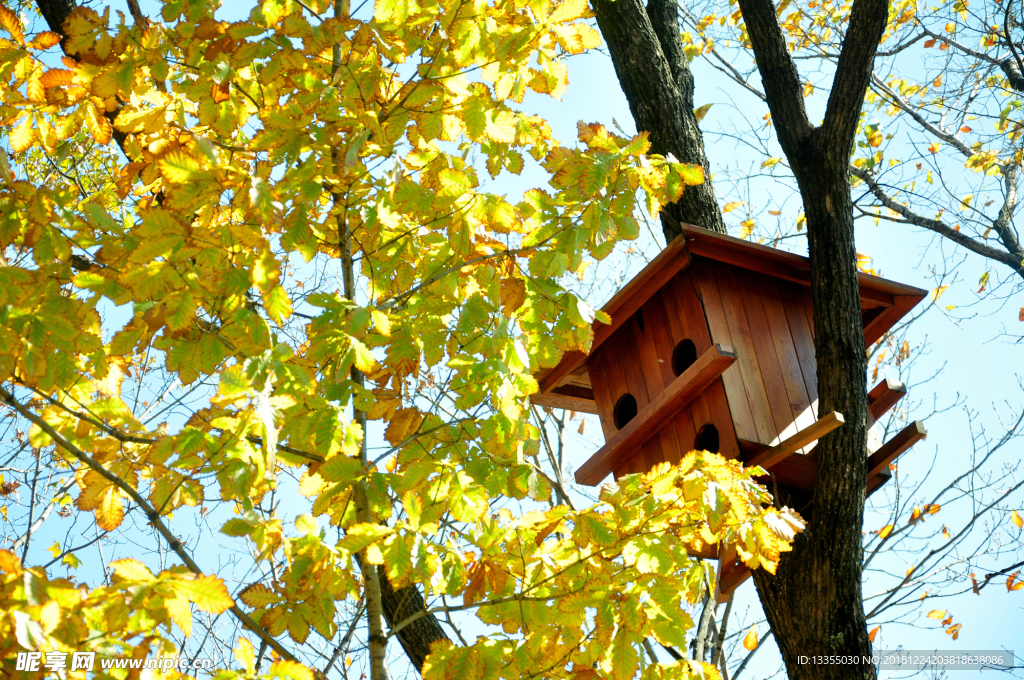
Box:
[0,385,299,663]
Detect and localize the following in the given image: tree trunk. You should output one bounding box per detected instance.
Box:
[730,0,887,676]
[590,0,725,238]
[750,134,875,680]
[595,0,890,674]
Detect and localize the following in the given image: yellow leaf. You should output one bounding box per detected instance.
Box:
[111,558,154,581]
[47,541,61,558]
[30,31,61,49]
[908,505,922,524]
[743,625,758,650]
[500,278,527,317]
[1012,510,1023,529]
[85,103,112,145]
[10,114,35,153]
[160,150,201,183]
[761,157,782,169]
[371,310,392,336]
[39,68,75,89]
[693,103,713,123]
[166,594,193,636]
[268,660,315,680]
[0,2,24,44]
[91,73,118,98]
[385,407,423,446]
[741,219,757,240]
[26,76,44,102]
[927,609,946,620]
[39,600,60,635]
[239,583,282,608]
[930,286,948,301]
[723,201,745,213]
[0,549,20,574]
[96,486,124,530]
[175,574,235,613]
[769,209,781,215]
[235,637,255,673]
[878,524,893,539]
[549,0,590,24]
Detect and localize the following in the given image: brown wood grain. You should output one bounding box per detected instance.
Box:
[867,378,907,421]
[711,262,776,443]
[759,277,816,439]
[586,346,619,440]
[734,268,803,443]
[615,317,666,469]
[778,280,820,420]
[692,262,760,442]
[866,421,926,479]
[745,412,845,470]
[575,344,738,485]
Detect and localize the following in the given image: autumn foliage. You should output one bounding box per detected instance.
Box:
[0,0,804,677]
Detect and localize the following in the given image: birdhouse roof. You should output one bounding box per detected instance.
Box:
[532,223,928,413]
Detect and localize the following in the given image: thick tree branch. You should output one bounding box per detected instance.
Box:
[590,0,725,237]
[919,25,1024,92]
[851,165,1024,277]
[734,0,812,158]
[869,74,975,159]
[819,0,889,151]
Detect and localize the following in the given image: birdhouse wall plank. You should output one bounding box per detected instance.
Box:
[686,264,758,443]
[654,273,740,462]
[756,277,818,441]
[642,291,697,464]
[732,267,816,445]
[631,302,684,467]
[585,349,617,441]
[730,267,803,443]
[657,272,740,461]
[777,279,820,420]
[656,278,716,456]
[695,262,777,444]
[618,318,675,470]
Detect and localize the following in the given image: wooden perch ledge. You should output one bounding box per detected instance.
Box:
[745,411,845,471]
[868,378,907,421]
[574,344,737,486]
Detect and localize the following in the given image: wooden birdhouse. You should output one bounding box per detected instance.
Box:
[533,224,928,597]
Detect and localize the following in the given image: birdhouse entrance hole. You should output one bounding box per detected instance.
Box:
[672,339,697,376]
[695,424,720,453]
[613,394,638,430]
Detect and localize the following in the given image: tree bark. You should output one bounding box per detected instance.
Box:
[734,0,888,677]
[595,0,889,675]
[377,573,450,669]
[591,0,725,238]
